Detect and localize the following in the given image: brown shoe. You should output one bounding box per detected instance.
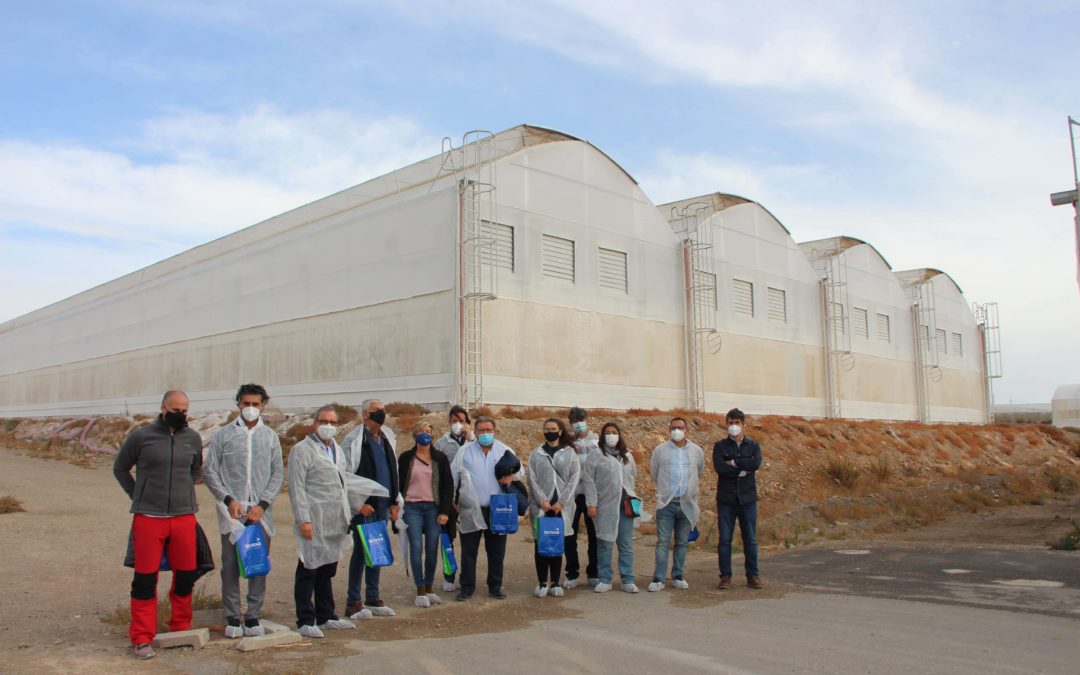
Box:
[344,601,364,616]
[747,576,763,589]
[718,575,732,590]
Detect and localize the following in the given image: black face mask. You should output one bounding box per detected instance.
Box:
[544,431,561,443]
[368,409,386,425]
[164,410,188,430]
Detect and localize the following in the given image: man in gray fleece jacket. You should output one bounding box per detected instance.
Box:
[113,389,203,660]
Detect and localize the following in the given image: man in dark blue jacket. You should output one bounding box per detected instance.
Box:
[711,408,763,590]
[342,399,400,618]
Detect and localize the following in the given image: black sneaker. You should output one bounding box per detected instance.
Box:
[489,588,507,599]
[456,590,472,601]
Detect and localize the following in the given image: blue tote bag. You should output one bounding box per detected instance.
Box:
[488,493,519,534]
[357,520,394,568]
[536,517,564,557]
[236,524,272,578]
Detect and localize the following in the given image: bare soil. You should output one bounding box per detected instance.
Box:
[1,410,1078,672]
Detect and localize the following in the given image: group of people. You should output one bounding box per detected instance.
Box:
[113,387,763,660]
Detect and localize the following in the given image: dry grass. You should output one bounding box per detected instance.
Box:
[821,454,861,488]
[867,454,893,483]
[1044,469,1080,494]
[1000,473,1044,505]
[1049,521,1080,551]
[948,489,997,512]
[385,401,429,417]
[90,417,135,449]
[100,587,220,628]
[331,402,359,425]
[1040,425,1067,443]
[496,406,561,420]
[891,492,947,527]
[907,436,931,452]
[0,495,26,514]
[815,499,886,524]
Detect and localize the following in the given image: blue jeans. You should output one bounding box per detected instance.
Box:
[597,512,635,585]
[347,502,388,605]
[717,501,759,578]
[403,501,440,587]
[653,501,691,582]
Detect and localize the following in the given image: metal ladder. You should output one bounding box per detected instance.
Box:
[911,281,941,422]
[973,301,1002,422]
[672,203,721,411]
[821,246,853,419]
[443,131,497,409]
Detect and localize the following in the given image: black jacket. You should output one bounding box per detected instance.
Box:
[712,435,762,506]
[352,428,399,507]
[113,416,203,516]
[398,447,454,517]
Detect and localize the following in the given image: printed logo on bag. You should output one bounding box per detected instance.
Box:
[542,527,560,537]
[243,541,263,551]
[495,505,514,514]
[368,533,385,546]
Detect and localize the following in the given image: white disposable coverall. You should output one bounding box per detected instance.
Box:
[288,435,389,569]
[527,444,581,535]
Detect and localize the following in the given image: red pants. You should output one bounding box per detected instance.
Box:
[130,513,197,645]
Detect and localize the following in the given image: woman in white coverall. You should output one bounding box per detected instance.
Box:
[586,421,639,593]
[527,418,581,598]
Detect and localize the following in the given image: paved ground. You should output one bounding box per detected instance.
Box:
[306,592,1079,675]
[765,545,1080,619]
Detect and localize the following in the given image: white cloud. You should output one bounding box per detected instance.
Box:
[0,105,438,320]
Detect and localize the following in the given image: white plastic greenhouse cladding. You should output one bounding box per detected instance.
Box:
[1052,384,1080,428]
[0,125,992,422]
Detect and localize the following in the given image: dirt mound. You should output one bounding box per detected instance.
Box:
[3,408,1078,548]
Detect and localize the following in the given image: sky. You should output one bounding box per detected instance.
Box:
[1,0,1078,405]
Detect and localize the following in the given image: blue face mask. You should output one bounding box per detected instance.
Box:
[572,421,587,434]
[416,433,433,446]
[477,432,495,446]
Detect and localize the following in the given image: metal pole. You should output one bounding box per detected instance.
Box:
[1071,117,1080,292]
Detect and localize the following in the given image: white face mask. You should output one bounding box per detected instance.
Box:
[241,406,261,423]
[604,433,620,448]
[451,422,465,436]
[317,424,338,440]
[728,424,743,438]
[670,428,685,443]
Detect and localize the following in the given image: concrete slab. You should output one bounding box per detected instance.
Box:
[235,631,303,652]
[152,628,210,650]
[259,620,293,635]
